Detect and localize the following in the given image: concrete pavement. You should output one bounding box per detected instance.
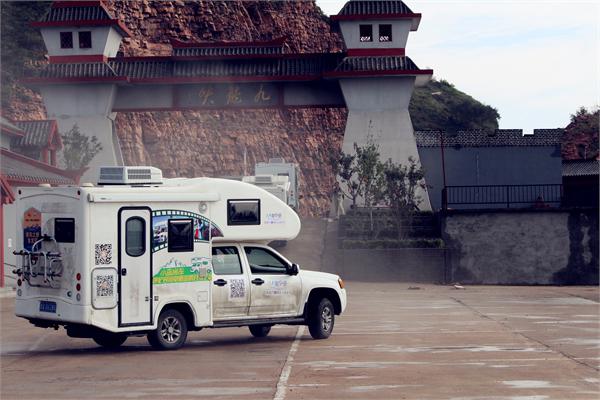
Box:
[1,283,598,399]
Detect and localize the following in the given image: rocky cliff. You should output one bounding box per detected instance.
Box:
[110,0,346,216]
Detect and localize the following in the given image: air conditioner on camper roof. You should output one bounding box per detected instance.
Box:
[98,166,163,185]
[254,175,273,184]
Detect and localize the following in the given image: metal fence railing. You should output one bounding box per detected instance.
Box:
[442,184,563,210]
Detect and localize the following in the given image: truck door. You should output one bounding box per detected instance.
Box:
[211,245,250,320]
[118,208,152,326]
[243,246,302,317]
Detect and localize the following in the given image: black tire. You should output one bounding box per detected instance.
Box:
[147,309,188,350]
[249,324,272,337]
[308,298,335,339]
[92,332,127,349]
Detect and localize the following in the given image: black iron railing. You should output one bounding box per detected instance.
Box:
[442,184,563,210]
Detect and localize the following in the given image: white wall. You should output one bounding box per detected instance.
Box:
[40,84,121,182]
[41,26,121,57]
[339,20,412,49]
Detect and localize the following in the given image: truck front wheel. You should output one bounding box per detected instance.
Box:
[147,309,188,350]
[308,298,334,339]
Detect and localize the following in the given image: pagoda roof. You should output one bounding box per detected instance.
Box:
[332,0,421,30]
[325,55,432,78]
[24,52,434,84]
[0,148,76,186]
[13,120,61,149]
[0,117,25,138]
[170,38,287,60]
[31,1,132,37]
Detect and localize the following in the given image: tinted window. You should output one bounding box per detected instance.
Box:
[379,24,392,42]
[60,32,73,48]
[168,219,193,252]
[126,217,145,257]
[245,247,288,275]
[55,218,75,243]
[228,200,260,225]
[79,31,92,49]
[359,24,373,42]
[212,246,242,275]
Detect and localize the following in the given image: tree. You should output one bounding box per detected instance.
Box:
[382,157,426,239]
[353,139,385,232]
[333,151,360,209]
[61,125,103,171]
[562,107,599,160]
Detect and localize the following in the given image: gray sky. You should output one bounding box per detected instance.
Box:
[316,0,600,132]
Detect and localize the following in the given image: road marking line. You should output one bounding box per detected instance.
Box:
[274,326,304,400]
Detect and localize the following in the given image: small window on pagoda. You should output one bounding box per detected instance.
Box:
[60,32,73,49]
[359,25,373,42]
[379,24,392,42]
[78,31,92,49]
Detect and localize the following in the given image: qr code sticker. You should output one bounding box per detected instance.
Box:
[95,244,112,265]
[229,278,246,300]
[96,275,114,297]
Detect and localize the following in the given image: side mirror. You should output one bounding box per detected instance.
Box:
[287,263,299,276]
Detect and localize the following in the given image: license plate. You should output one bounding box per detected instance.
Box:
[39,301,56,313]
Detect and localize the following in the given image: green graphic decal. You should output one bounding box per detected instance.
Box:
[153,257,213,285]
[152,209,223,253]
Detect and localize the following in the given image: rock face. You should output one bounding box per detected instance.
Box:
[108,0,346,216]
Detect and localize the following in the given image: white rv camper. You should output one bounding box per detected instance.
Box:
[12,166,346,350]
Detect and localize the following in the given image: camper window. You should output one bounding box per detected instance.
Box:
[227,199,260,226]
[168,219,193,252]
[244,247,288,275]
[125,217,146,257]
[212,246,243,275]
[55,218,75,243]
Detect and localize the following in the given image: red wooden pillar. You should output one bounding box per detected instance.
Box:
[50,149,57,166]
[42,149,49,164]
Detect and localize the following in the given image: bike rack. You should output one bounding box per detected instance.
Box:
[13,235,63,287]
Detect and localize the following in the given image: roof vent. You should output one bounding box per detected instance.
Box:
[268,157,285,164]
[254,175,273,184]
[98,166,163,185]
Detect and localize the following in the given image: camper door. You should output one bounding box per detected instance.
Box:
[118,208,152,326]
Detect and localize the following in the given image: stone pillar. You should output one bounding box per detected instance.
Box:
[340,76,432,210]
[39,84,122,182]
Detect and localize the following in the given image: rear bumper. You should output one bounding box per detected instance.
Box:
[15,296,89,325]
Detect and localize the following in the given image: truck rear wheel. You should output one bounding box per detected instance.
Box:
[249,324,272,337]
[308,298,334,339]
[93,332,127,349]
[147,309,188,350]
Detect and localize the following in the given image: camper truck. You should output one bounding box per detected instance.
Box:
[12,166,346,350]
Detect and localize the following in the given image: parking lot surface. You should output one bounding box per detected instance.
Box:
[1,283,598,400]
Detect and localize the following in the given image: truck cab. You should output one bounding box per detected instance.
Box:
[211,242,345,329]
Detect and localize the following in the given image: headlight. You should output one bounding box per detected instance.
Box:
[338,278,345,289]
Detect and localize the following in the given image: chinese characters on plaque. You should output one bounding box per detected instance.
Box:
[177,83,279,108]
